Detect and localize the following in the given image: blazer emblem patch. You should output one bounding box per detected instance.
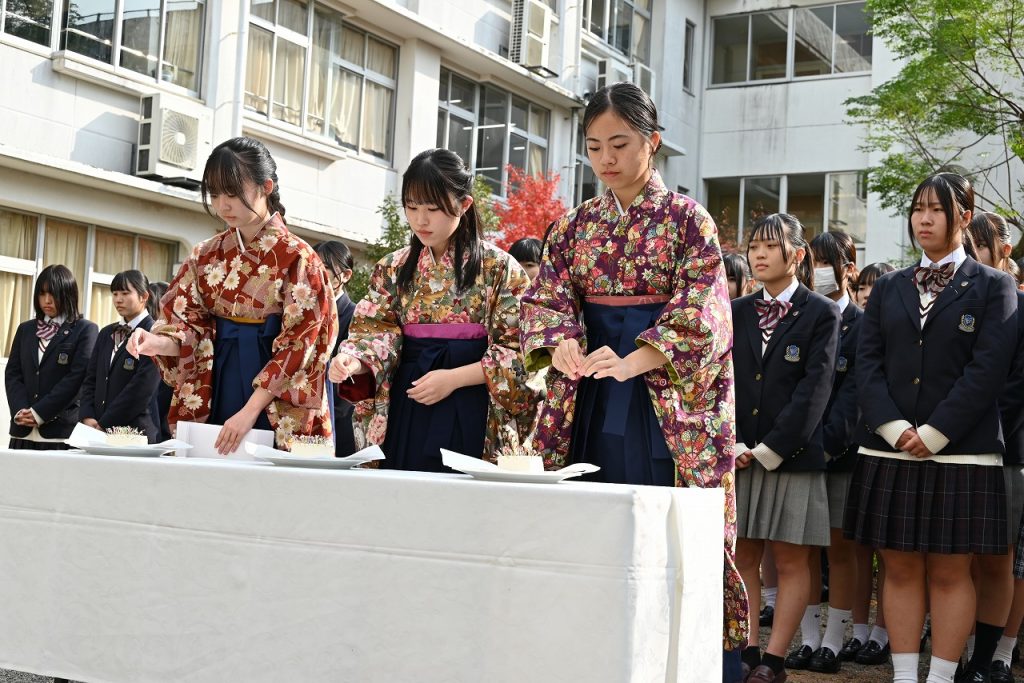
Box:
[57,352,69,365]
[123,357,136,371]
[784,345,801,363]
[958,314,976,333]
[837,356,848,372]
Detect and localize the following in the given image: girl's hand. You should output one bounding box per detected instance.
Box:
[551,339,585,379]
[329,354,366,383]
[408,370,459,405]
[81,418,100,429]
[14,409,37,427]
[735,450,754,469]
[895,428,916,451]
[582,346,633,381]
[128,329,177,358]
[900,432,933,459]
[215,409,259,455]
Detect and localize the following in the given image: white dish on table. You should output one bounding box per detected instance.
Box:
[440,449,599,484]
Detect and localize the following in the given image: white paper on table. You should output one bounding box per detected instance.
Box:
[440,449,600,476]
[175,421,274,460]
[66,423,192,451]
[245,443,386,465]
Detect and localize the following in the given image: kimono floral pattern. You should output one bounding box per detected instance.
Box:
[337,241,539,458]
[520,171,748,649]
[152,214,338,447]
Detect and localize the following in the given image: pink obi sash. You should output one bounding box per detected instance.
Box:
[403,322,488,340]
[583,295,671,307]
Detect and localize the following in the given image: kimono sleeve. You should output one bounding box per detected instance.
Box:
[152,250,216,397]
[254,249,338,409]
[636,204,734,413]
[335,256,403,402]
[482,255,539,415]
[519,215,584,373]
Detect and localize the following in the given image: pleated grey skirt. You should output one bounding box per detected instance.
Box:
[1007,465,1024,545]
[736,464,831,546]
[827,470,854,530]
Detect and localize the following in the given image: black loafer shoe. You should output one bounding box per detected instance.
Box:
[838,637,864,661]
[785,645,814,670]
[954,665,986,683]
[759,605,775,627]
[990,660,1015,683]
[854,640,891,666]
[808,646,841,673]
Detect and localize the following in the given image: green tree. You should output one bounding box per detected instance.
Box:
[846,0,1024,245]
[346,195,409,303]
[473,174,501,241]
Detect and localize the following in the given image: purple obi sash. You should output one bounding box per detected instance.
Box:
[403,323,487,340]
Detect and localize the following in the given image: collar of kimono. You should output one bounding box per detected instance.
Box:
[230,213,286,255]
[600,169,669,217]
[416,241,457,274]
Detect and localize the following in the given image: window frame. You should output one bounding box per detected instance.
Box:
[581,0,652,64]
[683,19,695,93]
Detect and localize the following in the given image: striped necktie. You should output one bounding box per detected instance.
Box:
[754,298,792,345]
[913,262,954,318]
[35,319,60,354]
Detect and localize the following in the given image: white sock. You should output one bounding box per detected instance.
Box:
[853,623,870,644]
[892,653,920,683]
[869,625,889,647]
[965,634,975,661]
[763,586,778,608]
[822,608,852,654]
[925,656,958,683]
[801,604,822,649]
[994,635,1017,666]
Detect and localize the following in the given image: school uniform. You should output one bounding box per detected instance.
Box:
[5,316,99,449]
[732,279,841,546]
[845,248,1017,554]
[823,295,864,527]
[332,292,357,457]
[998,290,1024,545]
[79,311,161,442]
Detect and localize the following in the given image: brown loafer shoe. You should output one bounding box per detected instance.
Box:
[746,664,787,682]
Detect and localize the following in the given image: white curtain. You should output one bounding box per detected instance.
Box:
[245,27,273,114]
[330,67,360,146]
[42,219,87,285]
[273,39,305,126]
[361,81,391,157]
[163,0,205,90]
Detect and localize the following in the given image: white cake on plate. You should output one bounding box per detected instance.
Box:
[105,427,147,446]
[288,435,334,458]
[497,454,544,473]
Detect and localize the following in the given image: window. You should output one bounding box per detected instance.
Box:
[246,1,397,159]
[711,2,871,86]
[583,0,651,64]
[575,124,598,204]
[683,20,695,92]
[59,0,206,92]
[437,68,550,195]
[2,0,55,45]
[0,207,179,356]
[704,172,867,246]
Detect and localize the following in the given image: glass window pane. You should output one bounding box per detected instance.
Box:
[94,229,133,274]
[587,0,607,37]
[438,69,449,104]
[632,10,650,63]
[120,0,161,78]
[787,174,826,238]
[0,210,38,260]
[612,0,630,53]
[479,85,506,126]
[448,115,473,165]
[793,7,833,77]
[0,272,33,357]
[250,0,274,23]
[308,8,341,134]
[245,26,273,114]
[340,26,364,66]
[272,39,305,126]
[528,143,546,176]
[744,177,781,230]
[529,105,549,139]
[706,178,741,247]
[366,37,395,78]
[834,2,872,73]
[829,172,868,243]
[449,73,475,113]
[510,96,528,131]
[436,110,446,147]
[361,80,392,158]
[750,11,788,81]
[278,0,306,34]
[163,0,204,90]
[577,163,598,203]
[330,67,360,147]
[42,219,87,283]
[90,284,120,328]
[138,237,176,282]
[508,132,528,172]
[683,21,695,91]
[5,0,54,45]
[63,1,116,63]
[711,16,748,84]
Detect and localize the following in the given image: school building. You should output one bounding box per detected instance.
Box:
[0,0,957,442]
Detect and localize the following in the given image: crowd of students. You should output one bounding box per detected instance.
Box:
[5,82,1024,683]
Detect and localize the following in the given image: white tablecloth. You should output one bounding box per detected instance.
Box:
[0,450,724,682]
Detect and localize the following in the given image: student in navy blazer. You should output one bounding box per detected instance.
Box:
[5,265,98,450]
[845,174,1018,683]
[80,270,162,442]
[314,241,358,456]
[732,214,840,683]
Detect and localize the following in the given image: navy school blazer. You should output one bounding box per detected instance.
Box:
[5,317,99,440]
[824,302,864,471]
[79,315,161,442]
[855,257,1018,455]
[732,283,841,471]
[998,290,1024,466]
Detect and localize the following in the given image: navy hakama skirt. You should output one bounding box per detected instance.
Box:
[210,315,279,431]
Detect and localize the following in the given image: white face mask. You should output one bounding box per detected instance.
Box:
[813,266,839,296]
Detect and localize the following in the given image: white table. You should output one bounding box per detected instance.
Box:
[0,450,724,683]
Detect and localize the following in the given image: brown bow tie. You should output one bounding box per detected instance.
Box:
[754,298,792,343]
[913,262,955,297]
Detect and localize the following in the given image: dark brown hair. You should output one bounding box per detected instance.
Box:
[202,137,285,222]
[810,231,859,293]
[34,264,81,321]
[908,172,973,251]
[746,213,814,289]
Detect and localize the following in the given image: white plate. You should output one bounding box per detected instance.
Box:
[72,443,173,457]
[253,454,371,469]
[455,469,588,484]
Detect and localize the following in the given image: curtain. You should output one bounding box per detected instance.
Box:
[273,39,305,126]
[340,25,363,65]
[528,144,546,176]
[138,238,176,283]
[163,0,205,90]
[91,284,120,329]
[42,219,87,285]
[94,229,133,275]
[307,10,340,135]
[361,80,391,157]
[0,272,33,357]
[0,210,37,260]
[245,27,273,114]
[330,67,360,147]
[366,37,394,77]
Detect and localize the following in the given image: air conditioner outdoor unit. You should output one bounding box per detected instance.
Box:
[632,62,656,100]
[596,57,632,91]
[135,93,212,186]
[509,0,553,69]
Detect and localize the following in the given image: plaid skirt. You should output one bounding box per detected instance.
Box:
[844,454,1007,554]
[1016,509,1024,579]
